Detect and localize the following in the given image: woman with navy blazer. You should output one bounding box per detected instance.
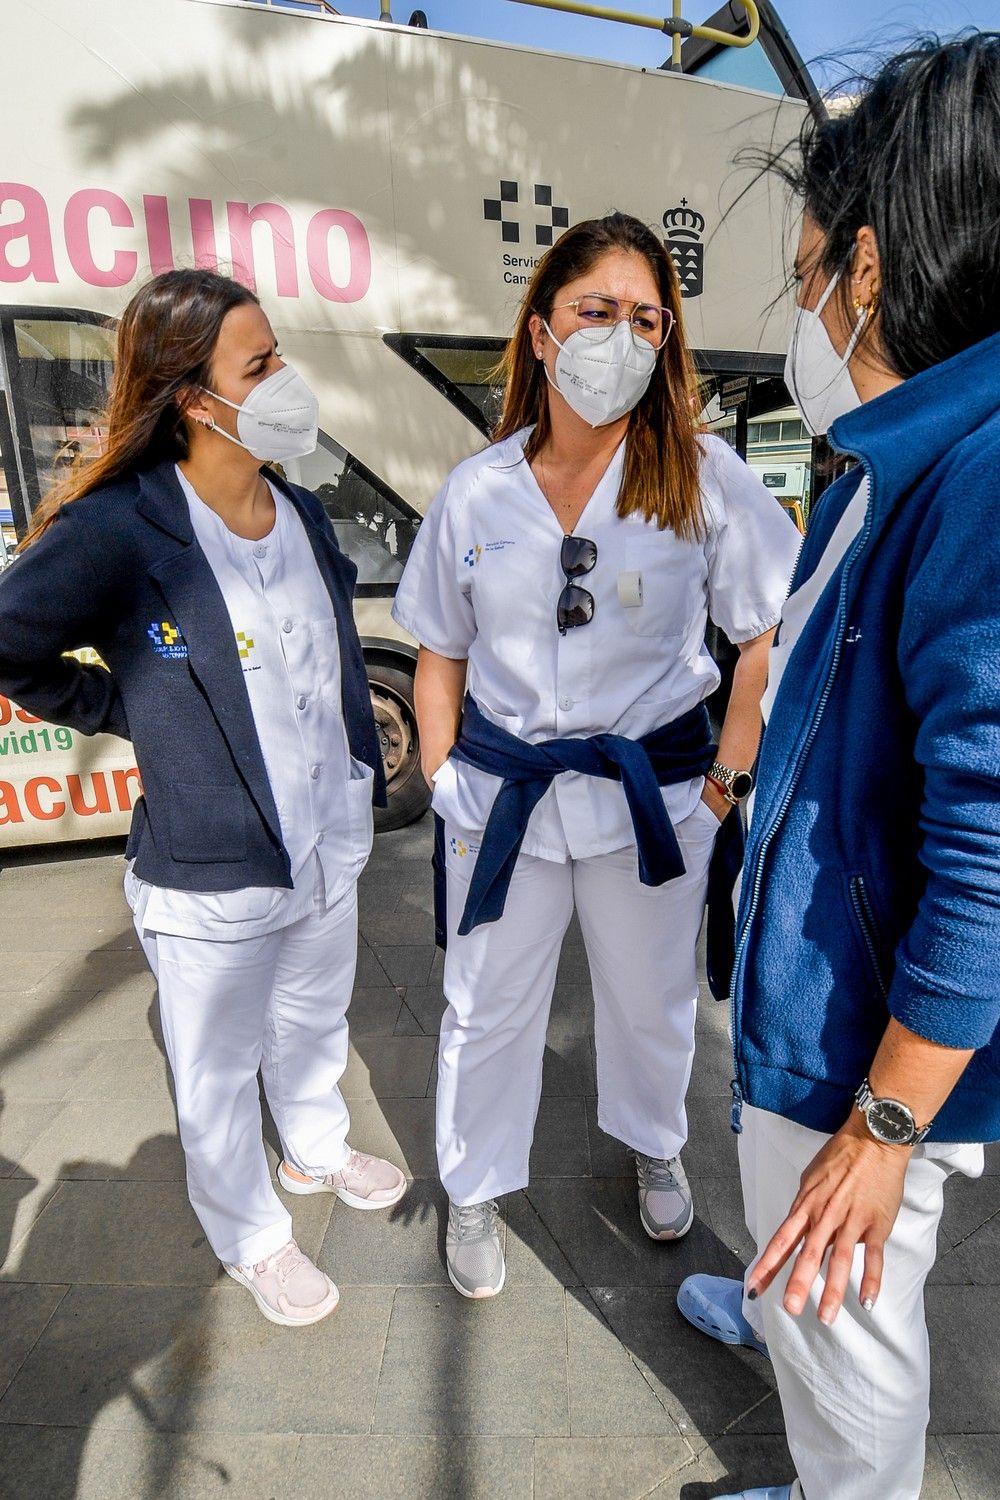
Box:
[0,270,407,1327]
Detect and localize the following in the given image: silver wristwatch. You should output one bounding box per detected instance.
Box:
[708,761,754,805]
[855,1078,933,1146]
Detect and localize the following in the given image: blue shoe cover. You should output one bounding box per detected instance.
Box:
[715,1488,794,1499]
[676,1273,770,1359]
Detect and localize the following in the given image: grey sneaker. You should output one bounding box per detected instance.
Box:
[636,1153,694,1240]
[446,1199,506,1298]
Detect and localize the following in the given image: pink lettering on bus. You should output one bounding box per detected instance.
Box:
[64,189,138,289]
[0,182,57,284]
[228,202,299,298]
[0,183,373,303]
[307,209,371,302]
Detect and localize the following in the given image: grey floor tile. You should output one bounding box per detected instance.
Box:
[0,1038,106,1102]
[529,1096,591,1177]
[928,1287,1000,1434]
[0,1282,69,1400]
[373,1284,568,1436]
[698,1177,756,1273]
[397,984,446,1036]
[938,1435,1000,1499]
[566,1288,687,1438]
[585,1100,633,1178]
[0,1282,394,1433]
[293,1434,533,1499]
[37,977,158,1046]
[345,985,405,1035]
[361,909,437,947]
[67,1041,175,1105]
[540,1032,596,1097]
[0,1178,63,1273]
[318,1177,452,1286]
[341,1037,437,1100]
[354,944,393,987]
[341,1094,438,1178]
[505,1190,581,1288]
[10,1177,219,1287]
[524,1178,724,1287]
[0,1424,300,1500]
[645,1434,794,1496]
[0,1102,65,1178]
[588,1286,779,1441]
[368,944,437,987]
[533,1436,695,1500]
[549,981,595,1037]
[15,1100,184,1183]
[28,948,150,997]
[682,1096,741,1177]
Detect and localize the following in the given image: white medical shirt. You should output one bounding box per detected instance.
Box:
[126,468,374,940]
[392,429,802,861]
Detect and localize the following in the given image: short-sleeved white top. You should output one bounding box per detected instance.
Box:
[392,428,802,861]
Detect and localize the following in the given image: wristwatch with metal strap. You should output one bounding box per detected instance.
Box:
[707,761,754,805]
[855,1078,934,1146]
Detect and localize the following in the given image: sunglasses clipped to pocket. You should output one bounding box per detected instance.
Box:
[558,534,597,634]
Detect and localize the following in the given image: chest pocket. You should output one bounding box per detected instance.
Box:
[309,620,343,710]
[621,533,699,639]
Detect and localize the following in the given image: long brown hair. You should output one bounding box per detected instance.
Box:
[22,269,259,546]
[494,212,703,538]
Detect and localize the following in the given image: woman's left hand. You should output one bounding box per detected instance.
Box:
[746,1114,911,1324]
[700,777,731,823]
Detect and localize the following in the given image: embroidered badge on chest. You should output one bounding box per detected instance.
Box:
[147,621,188,660]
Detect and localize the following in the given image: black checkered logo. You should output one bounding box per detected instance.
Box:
[483,180,570,246]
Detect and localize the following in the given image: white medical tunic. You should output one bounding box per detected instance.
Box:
[126,468,374,940]
[392,429,802,861]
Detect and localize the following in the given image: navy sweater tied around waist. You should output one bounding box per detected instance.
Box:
[434,694,743,1000]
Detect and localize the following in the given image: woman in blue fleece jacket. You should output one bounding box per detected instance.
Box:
[678,34,1000,1500]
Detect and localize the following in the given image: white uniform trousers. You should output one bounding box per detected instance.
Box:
[437,800,720,1206]
[737,1103,984,1500]
[135,879,360,1267]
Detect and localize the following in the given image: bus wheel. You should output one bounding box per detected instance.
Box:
[368,659,431,831]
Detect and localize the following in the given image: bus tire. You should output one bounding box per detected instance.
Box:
[367,657,431,832]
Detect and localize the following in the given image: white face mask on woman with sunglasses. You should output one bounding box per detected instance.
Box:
[541,295,672,428]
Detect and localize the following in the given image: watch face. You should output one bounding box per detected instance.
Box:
[868,1098,915,1144]
[731,770,754,799]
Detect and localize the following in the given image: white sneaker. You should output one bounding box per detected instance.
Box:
[278,1149,407,1210]
[635,1152,694,1240]
[446,1199,506,1299]
[224,1239,339,1327]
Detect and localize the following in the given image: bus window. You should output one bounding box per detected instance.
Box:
[10,316,114,513]
[291,435,421,596]
[385,335,507,436]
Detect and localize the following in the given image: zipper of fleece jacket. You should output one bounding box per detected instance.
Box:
[728,455,873,1132]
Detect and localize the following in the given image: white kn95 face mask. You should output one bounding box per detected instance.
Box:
[543,317,658,428]
[200,364,320,461]
[784,270,866,437]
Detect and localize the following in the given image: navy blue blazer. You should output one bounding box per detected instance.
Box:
[0,458,386,891]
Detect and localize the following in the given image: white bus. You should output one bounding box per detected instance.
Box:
[0,0,813,844]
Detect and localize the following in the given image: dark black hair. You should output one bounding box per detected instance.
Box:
[765,33,1000,378]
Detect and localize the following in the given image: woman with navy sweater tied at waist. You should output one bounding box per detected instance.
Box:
[676,33,1000,1500]
[392,212,801,1298]
[0,271,408,1328]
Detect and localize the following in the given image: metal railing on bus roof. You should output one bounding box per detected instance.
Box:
[246,0,340,15]
[503,0,760,72]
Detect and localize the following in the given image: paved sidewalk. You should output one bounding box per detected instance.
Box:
[0,817,997,1499]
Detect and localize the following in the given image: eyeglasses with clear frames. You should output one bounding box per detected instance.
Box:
[550,293,675,350]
